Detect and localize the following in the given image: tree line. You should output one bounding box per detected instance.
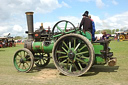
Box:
[95,29,120,34]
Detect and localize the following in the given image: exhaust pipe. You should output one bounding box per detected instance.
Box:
[25,12,34,40]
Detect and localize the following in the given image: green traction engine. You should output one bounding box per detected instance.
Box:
[13,12,117,76]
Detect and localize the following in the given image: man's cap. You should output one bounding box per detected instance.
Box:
[82,11,89,16]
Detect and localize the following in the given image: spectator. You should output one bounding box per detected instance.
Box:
[101,31,111,40]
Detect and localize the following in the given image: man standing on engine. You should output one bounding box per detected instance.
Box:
[79,11,92,33]
[88,15,96,41]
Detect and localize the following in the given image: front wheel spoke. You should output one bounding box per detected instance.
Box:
[16,59,20,60]
[16,61,20,64]
[56,51,67,54]
[25,55,30,60]
[22,64,24,69]
[23,63,26,69]
[23,51,26,58]
[20,52,22,58]
[25,62,30,67]
[74,43,81,51]
[18,63,21,68]
[17,54,22,58]
[76,51,88,55]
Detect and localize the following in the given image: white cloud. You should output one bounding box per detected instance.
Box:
[0,0,69,36]
[90,11,128,30]
[95,0,105,8]
[43,11,128,31]
[79,0,105,8]
[61,1,70,8]
[13,25,23,32]
[59,16,81,27]
[103,12,128,29]
[39,0,62,13]
[79,0,92,2]
[57,12,128,31]
[112,0,118,5]
[0,26,9,36]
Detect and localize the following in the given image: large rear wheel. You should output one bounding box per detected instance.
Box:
[52,33,95,76]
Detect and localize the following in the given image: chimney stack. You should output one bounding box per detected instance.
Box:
[25,12,34,40]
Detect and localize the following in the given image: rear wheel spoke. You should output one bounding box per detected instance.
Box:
[69,41,71,49]
[74,38,76,48]
[79,45,87,51]
[74,43,80,51]
[56,51,66,54]
[62,41,69,49]
[69,64,73,72]
[62,47,68,53]
[76,51,88,55]
[78,62,83,70]
[76,58,88,65]
[73,63,78,71]
[60,59,67,64]
[58,56,68,59]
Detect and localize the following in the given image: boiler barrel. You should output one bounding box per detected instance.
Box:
[32,42,54,53]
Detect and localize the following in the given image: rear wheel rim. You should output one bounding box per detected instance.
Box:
[52,34,94,76]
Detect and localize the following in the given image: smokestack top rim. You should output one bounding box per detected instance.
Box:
[25,12,34,15]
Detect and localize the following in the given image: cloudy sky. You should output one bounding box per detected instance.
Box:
[0,0,128,37]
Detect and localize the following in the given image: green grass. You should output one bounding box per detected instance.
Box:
[0,41,128,85]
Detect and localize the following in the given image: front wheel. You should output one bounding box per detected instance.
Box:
[13,48,34,72]
[52,33,95,76]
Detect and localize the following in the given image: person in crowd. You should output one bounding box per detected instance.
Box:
[101,31,111,40]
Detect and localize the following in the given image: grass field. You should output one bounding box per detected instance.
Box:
[0,41,128,85]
